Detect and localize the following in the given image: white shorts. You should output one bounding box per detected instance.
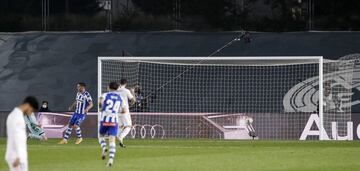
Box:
[119,113,132,127]
[7,160,28,171]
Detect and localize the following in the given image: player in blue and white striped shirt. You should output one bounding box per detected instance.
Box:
[98,82,127,167]
[58,82,93,145]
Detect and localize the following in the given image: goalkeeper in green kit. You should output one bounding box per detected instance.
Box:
[24,113,47,140]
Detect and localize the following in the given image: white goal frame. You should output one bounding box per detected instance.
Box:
[97,56,325,140]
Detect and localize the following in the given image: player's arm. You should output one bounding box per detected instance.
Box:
[98,96,104,109]
[84,94,94,113]
[85,101,93,113]
[128,89,136,106]
[68,101,77,111]
[129,98,136,106]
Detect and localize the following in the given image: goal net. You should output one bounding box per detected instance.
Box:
[98,57,355,140]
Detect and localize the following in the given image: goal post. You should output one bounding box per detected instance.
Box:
[98,56,354,140]
[319,57,324,140]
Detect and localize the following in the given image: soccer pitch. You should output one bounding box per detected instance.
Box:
[1,139,360,171]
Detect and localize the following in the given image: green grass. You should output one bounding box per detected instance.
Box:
[1,138,360,171]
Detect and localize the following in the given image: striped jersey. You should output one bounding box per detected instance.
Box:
[101,91,124,125]
[75,91,92,114]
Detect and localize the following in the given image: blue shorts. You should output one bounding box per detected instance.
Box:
[68,113,86,126]
[99,122,118,136]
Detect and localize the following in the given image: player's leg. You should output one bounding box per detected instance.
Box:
[63,125,73,140]
[118,126,131,147]
[98,124,108,160]
[107,136,116,167]
[74,114,86,144]
[99,136,108,160]
[107,124,118,167]
[58,125,72,144]
[118,113,132,147]
[74,125,82,144]
[58,113,77,144]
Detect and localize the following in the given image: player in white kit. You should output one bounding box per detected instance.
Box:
[5,96,39,171]
[117,78,136,148]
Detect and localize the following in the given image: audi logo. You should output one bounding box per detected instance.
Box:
[130,124,165,139]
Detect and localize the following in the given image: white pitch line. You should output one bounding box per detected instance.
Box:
[28,144,275,150]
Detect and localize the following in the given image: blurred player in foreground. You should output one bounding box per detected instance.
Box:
[5,96,39,171]
[98,82,127,167]
[24,113,47,140]
[117,78,136,147]
[59,82,93,145]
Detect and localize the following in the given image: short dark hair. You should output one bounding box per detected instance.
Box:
[120,78,127,85]
[23,96,39,110]
[109,82,119,90]
[78,82,86,87]
[42,101,48,104]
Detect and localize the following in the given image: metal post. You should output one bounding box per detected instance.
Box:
[97,58,102,138]
[47,0,49,30]
[308,0,314,30]
[42,0,44,30]
[311,0,314,30]
[110,0,112,31]
[105,0,112,31]
[42,0,50,31]
[318,56,324,140]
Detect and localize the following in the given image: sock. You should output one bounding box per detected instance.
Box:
[63,127,73,140]
[119,127,131,141]
[109,142,116,161]
[76,127,82,138]
[98,137,107,152]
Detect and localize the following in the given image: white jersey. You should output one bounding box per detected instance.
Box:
[5,108,28,165]
[117,86,134,113]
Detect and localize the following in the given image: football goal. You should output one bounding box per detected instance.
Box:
[98,56,355,140]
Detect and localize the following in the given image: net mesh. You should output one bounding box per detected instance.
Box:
[322,58,355,139]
